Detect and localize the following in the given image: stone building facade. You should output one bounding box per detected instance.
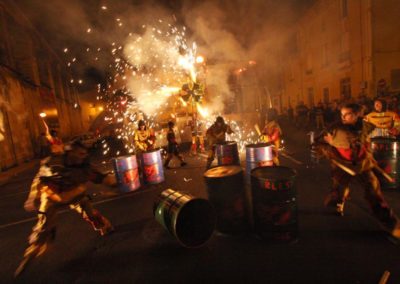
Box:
[279,0,400,108]
[0,0,83,170]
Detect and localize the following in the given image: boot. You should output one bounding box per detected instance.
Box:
[164,159,171,169]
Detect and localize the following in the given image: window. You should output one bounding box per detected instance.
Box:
[322,44,329,67]
[308,88,314,106]
[340,78,351,100]
[341,0,348,18]
[391,69,400,89]
[323,88,330,103]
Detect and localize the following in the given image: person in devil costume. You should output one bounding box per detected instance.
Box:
[313,103,400,240]
[15,140,115,276]
[205,116,234,169]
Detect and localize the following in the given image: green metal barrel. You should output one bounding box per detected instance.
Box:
[153,189,216,248]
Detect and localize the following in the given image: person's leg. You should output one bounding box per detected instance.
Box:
[190,135,197,155]
[206,146,215,169]
[357,171,400,237]
[15,195,58,276]
[71,194,114,236]
[174,148,186,166]
[324,165,352,215]
[164,152,173,168]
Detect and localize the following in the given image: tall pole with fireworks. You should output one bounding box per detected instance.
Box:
[180,77,204,154]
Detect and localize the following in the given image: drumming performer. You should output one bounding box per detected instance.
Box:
[16,141,115,276]
[133,120,156,153]
[313,103,400,239]
[164,121,187,169]
[260,108,282,165]
[364,98,400,138]
[205,116,234,169]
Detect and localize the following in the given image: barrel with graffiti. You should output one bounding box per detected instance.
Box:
[215,141,240,166]
[140,148,165,184]
[251,166,298,242]
[112,155,141,192]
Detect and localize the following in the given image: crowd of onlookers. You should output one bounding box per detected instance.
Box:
[281,93,400,130]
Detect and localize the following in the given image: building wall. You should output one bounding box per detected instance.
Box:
[280,0,400,109]
[0,1,84,170]
[372,0,400,93]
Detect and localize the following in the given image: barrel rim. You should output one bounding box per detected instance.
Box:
[142,148,162,154]
[215,141,237,146]
[172,197,216,248]
[204,165,243,178]
[113,154,137,161]
[246,142,273,148]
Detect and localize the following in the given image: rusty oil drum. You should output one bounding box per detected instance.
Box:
[215,141,240,166]
[245,143,275,182]
[112,155,141,192]
[204,165,248,234]
[140,148,165,184]
[371,137,400,190]
[250,166,298,242]
[153,189,216,248]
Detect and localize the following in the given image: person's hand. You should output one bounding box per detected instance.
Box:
[103,173,117,187]
[24,198,36,212]
[389,128,399,136]
[323,133,333,144]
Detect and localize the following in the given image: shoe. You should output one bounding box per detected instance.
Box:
[323,193,340,208]
[391,223,400,239]
[100,225,115,236]
[181,162,187,167]
[336,202,345,217]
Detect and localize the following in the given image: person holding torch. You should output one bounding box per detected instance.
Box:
[40,113,64,156]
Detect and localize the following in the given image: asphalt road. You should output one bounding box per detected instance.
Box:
[0,122,399,284]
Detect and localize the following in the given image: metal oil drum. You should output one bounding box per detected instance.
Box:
[140,148,165,184]
[251,166,298,242]
[153,189,216,248]
[204,165,248,235]
[371,137,400,190]
[112,155,141,192]
[215,141,240,166]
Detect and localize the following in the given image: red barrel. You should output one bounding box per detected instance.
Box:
[140,149,165,184]
[112,155,141,192]
[204,166,248,235]
[215,141,240,166]
[251,166,298,242]
[153,189,216,248]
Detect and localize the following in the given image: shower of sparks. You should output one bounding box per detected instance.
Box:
[62,5,256,157]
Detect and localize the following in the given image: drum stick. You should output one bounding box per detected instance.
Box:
[254,124,261,136]
[280,151,303,165]
[374,165,395,183]
[331,159,356,176]
[379,270,390,284]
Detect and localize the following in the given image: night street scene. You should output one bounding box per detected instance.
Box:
[1,0,400,283]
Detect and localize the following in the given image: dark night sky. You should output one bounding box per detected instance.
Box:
[13,0,315,88]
